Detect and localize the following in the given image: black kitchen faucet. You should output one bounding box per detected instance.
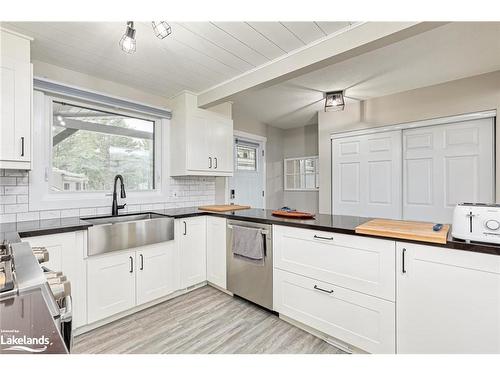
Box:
[112,174,127,216]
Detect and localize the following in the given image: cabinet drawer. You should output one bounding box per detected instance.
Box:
[274,269,395,354]
[273,225,396,301]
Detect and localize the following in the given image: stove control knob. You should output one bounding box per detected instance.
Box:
[485,219,500,231]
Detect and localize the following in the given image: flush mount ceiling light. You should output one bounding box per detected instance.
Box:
[119,21,136,54]
[119,21,172,54]
[324,90,345,112]
[152,21,172,39]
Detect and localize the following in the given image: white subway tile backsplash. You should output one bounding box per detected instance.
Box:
[16,195,28,204]
[4,204,28,214]
[96,206,111,215]
[40,210,61,220]
[61,209,80,218]
[0,213,16,223]
[0,169,216,224]
[16,211,40,222]
[0,196,17,204]
[0,177,17,186]
[4,186,28,195]
[79,208,97,217]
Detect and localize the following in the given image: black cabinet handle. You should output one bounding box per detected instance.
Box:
[21,137,25,157]
[314,285,334,294]
[140,254,144,270]
[129,256,133,273]
[183,221,187,235]
[402,248,407,274]
[314,235,333,240]
[208,157,212,169]
[214,157,218,169]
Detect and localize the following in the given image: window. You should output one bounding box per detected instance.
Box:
[236,144,257,171]
[284,156,319,191]
[51,100,155,192]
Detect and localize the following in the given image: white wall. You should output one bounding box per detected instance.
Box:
[33,60,171,108]
[318,70,500,214]
[283,124,319,213]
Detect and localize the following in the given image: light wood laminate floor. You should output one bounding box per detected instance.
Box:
[73,286,345,354]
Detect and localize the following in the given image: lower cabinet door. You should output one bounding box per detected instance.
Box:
[178,217,207,288]
[274,269,396,354]
[206,217,227,289]
[136,241,178,305]
[397,242,500,353]
[87,250,136,323]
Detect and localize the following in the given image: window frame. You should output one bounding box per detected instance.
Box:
[283,156,319,192]
[30,90,168,211]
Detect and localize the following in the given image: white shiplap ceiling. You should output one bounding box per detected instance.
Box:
[232,22,500,129]
[1,21,353,98]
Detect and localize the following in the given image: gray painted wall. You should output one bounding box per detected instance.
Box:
[318,70,500,214]
[233,105,319,212]
[283,124,319,213]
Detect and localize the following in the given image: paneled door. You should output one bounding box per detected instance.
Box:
[332,130,402,219]
[402,118,494,223]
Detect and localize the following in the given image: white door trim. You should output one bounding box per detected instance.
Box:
[330,110,496,140]
[231,130,267,209]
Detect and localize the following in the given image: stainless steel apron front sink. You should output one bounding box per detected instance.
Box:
[83,213,175,256]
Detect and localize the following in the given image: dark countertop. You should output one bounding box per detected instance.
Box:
[2,207,500,256]
[0,289,68,354]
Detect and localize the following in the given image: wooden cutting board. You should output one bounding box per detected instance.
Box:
[272,210,315,219]
[198,204,251,212]
[355,219,450,244]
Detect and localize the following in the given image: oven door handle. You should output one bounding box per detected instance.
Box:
[60,295,72,323]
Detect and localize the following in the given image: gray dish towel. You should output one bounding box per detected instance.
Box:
[232,225,264,260]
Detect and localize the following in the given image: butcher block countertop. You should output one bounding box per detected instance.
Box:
[355,219,450,245]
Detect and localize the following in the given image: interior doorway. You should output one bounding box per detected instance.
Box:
[228,132,266,209]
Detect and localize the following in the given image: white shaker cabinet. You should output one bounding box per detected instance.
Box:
[396,242,500,353]
[206,216,227,289]
[136,241,179,305]
[170,92,233,176]
[177,216,207,289]
[23,231,87,329]
[0,28,32,170]
[87,250,136,324]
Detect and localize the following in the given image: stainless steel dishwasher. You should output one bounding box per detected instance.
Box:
[226,219,273,310]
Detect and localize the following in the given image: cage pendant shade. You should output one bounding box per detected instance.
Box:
[120,21,136,54]
[152,21,172,39]
[325,90,345,111]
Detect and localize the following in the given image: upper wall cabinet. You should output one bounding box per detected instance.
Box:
[0,28,33,170]
[170,93,233,176]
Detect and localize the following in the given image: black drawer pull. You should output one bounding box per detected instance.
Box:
[314,285,334,294]
[314,235,333,240]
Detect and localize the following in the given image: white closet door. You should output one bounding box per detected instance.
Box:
[403,118,494,223]
[332,130,402,219]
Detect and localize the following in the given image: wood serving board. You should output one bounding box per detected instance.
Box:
[355,218,450,244]
[271,210,315,219]
[198,204,251,212]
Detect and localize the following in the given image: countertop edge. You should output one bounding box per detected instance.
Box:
[7,209,500,256]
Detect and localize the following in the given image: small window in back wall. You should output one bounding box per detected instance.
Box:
[236,144,257,171]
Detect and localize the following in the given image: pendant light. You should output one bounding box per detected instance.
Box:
[119,21,136,54]
[152,21,172,39]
